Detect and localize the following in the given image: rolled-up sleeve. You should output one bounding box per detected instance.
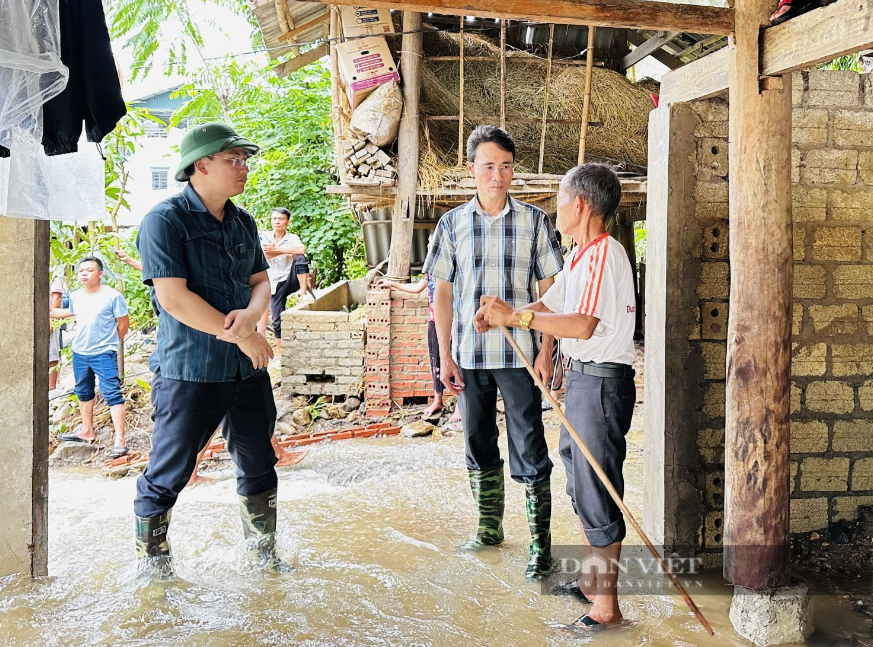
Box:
[136,211,187,286]
[422,215,456,282]
[533,212,564,280]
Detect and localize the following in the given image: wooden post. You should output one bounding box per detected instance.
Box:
[500,19,507,129]
[577,25,596,165]
[386,11,423,281]
[723,0,793,590]
[538,23,555,173]
[458,16,465,166]
[329,7,349,184]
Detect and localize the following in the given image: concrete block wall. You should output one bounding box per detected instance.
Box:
[281,281,366,398]
[688,71,873,553]
[365,287,434,416]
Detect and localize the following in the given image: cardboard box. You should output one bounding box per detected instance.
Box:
[339,6,394,38]
[336,36,400,109]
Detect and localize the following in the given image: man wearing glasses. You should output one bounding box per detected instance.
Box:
[423,125,564,579]
[134,122,282,576]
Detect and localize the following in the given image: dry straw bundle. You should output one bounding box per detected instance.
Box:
[418,29,654,185]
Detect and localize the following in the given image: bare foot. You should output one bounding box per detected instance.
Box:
[583,607,623,626]
[423,400,443,418]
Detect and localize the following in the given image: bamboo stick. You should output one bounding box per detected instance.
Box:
[577,25,596,165]
[500,19,506,129]
[498,324,714,637]
[458,17,465,166]
[538,24,555,174]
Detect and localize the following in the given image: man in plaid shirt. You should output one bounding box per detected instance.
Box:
[423,125,564,579]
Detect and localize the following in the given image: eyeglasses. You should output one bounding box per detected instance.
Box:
[210,153,256,169]
[470,162,514,174]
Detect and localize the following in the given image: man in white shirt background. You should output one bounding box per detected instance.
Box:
[257,207,309,353]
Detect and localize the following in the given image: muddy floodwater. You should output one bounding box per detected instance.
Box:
[0,415,868,646]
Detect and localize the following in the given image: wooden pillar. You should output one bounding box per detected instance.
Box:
[386,11,423,281]
[329,6,349,184]
[0,217,49,578]
[577,25,595,165]
[723,0,793,589]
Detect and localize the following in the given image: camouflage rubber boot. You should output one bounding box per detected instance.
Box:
[239,488,286,570]
[524,479,553,580]
[135,511,173,578]
[460,467,505,552]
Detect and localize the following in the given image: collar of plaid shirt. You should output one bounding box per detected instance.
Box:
[425,194,564,371]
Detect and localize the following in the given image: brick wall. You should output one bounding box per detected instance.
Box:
[281,281,366,399]
[689,71,873,554]
[365,287,434,416]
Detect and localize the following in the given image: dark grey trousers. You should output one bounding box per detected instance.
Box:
[559,369,636,548]
[458,366,552,484]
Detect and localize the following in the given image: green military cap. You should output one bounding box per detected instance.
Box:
[175,122,259,182]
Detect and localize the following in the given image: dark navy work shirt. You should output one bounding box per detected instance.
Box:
[136,184,270,382]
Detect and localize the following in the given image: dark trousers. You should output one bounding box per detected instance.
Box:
[134,370,278,518]
[458,366,552,484]
[558,370,636,547]
[426,321,444,396]
[270,256,310,339]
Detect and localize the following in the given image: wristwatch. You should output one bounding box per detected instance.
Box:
[518,310,534,331]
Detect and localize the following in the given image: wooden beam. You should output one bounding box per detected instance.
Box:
[327,0,734,35]
[621,30,679,69]
[329,8,348,185]
[500,19,507,129]
[659,46,729,104]
[660,0,873,104]
[538,23,555,173]
[386,11,423,281]
[458,16,465,166]
[763,0,873,75]
[674,34,724,60]
[278,13,329,43]
[723,0,792,591]
[276,43,329,77]
[627,31,682,69]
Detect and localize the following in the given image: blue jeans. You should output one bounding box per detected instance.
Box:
[72,351,124,406]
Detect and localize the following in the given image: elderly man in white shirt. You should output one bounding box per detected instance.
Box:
[257,207,309,353]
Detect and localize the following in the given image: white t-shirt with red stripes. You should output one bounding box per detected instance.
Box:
[540,232,636,365]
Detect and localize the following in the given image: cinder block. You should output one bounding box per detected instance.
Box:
[860,152,873,184]
[792,108,829,144]
[701,302,728,340]
[832,419,873,452]
[697,262,730,300]
[833,265,873,299]
[859,380,873,411]
[694,180,729,204]
[794,225,807,261]
[830,189,873,222]
[792,186,828,223]
[791,461,800,492]
[695,121,728,139]
[832,109,873,146]
[811,226,863,261]
[789,497,828,533]
[862,306,873,335]
[793,264,827,299]
[800,456,850,491]
[702,222,729,260]
[697,428,725,464]
[792,383,802,414]
[864,74,873,108]
[804,380,855,414]
[808,304,858,336]
[806,70,861,107]
[831,344,873,377]
[792,71,805,107]
[834,495,873,521]
[790,420,829,454]
[801,149,859,185]
[852,457,873,490]
[699,138,728,178]
[793,303,803,337]
[791,343,827,377]
[704,512,725,548]
[702,382,726,419]
[700,342,726,379]
[705,472,725,509]
[696,202,729,221]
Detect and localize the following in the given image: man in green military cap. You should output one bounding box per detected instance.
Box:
[134,122,282,576]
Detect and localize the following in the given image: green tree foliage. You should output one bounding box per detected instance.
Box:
[819,54,863,72]
[170,59,364,285]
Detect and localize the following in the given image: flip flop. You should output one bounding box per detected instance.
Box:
[58,433,96,444]
[572,615,602,631]
[552,579,592,603]
[109,446,129,459]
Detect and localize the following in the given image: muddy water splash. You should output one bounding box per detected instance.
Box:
[0,425,866,646]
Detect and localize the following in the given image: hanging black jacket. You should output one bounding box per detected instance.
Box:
[41,0,126,156]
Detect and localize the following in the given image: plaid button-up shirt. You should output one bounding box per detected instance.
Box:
[423,195,564,369]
